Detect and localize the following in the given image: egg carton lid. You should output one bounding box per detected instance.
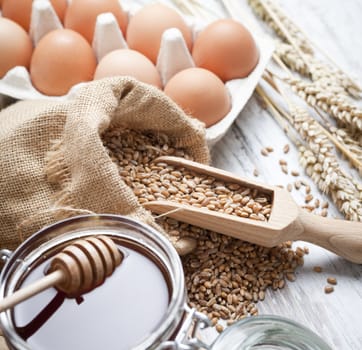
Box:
[0,0,274,147]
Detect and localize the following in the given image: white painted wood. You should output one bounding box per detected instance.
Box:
[0,1,361,349]
[208,0,362,349]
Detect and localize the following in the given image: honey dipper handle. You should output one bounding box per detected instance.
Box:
[298,210,362,264]
[0,269,64,313]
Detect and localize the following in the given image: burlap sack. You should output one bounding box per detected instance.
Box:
[0,76,210,255]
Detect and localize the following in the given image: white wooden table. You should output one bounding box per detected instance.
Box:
[0,1,361,349]
[209,1,362,349]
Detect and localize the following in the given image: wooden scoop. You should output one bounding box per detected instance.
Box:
[143,156,362,264]
[0,236,123,313]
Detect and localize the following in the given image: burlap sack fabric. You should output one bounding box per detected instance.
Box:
[0,76,210,258]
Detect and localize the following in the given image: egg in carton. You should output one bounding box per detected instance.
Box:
[0,0,274,146]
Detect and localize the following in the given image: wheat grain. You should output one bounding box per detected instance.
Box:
[183,229,303,322]
[291,170,300,176]
[324,285,334,294]
[321,208,328,217]
[266,69,362,172]
[327,277,337,285]
[256,84,362,220]
[102,127,305,323]
[309,62,361,98]
[294,180,301,190]
[275,41,310,75]
[283,143,290,153]
[328,126,362,171]
[261,148,269,156]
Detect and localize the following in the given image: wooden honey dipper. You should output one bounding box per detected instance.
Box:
[0,236,123,313]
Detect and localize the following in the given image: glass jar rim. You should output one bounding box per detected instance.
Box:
[0,214,186,350]
[211,314,333,350]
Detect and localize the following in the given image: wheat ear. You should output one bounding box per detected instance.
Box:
[248,0,313,54]
[275,42,361,98]
[257,86,362,221]
[250,0,362,97]
[285,76,362,133]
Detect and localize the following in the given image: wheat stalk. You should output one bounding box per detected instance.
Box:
[309,61,361,98]
[272,55,362,133]
[270,2,362,97]
[326,125,362,165]
[284,76,362,133]
[257,86,362,220]
[248,0,313,54]
[299,145,362,221]
[248,0,362,98]
[171,0,198,17]
[264,70,362,170]
[275,42,361,98]
[250,0,362,97]
[272,54,362,151]
[290,105,362,178]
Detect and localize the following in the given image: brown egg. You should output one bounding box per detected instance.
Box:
[64,0,128,43]
[2,0,68,31]
[126,3,192,64]
[30,29,97,96]
[0,18,33,78]
[164,68,231,127]
[192,19,259,82]
[94,49,162,88]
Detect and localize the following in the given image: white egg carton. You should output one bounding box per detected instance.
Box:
[0,0,274,146]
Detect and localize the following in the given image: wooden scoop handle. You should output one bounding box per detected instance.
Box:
[298,210,362,264]
[0,236,122,313]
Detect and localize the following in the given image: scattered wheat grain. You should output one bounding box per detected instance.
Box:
[261,148,269,156]
[305,194,313,203]
[294,180,301,190]
[327,277,337,285]
[321,209,328,217]
[103,128,304,323]
[215,324,224,333]
[324,286,334,294]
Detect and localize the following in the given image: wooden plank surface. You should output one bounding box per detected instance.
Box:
[0,1,361,349]
[210,0,362,349]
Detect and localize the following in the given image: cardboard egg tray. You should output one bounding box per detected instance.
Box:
[0,0,274,146]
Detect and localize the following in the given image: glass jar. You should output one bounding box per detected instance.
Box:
[0,214,207,350]
[0,215,332,350]
[211,315,333,350]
